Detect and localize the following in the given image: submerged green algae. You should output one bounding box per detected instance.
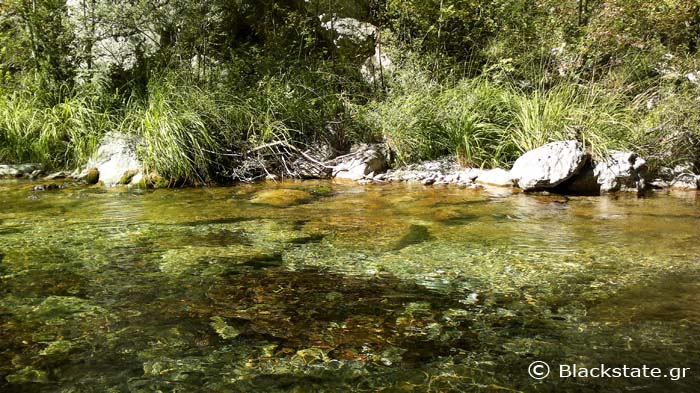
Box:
[1,180,699,392]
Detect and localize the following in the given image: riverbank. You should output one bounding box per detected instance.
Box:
[3,137,699,196]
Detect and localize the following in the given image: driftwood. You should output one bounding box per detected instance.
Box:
[228,140,337,182]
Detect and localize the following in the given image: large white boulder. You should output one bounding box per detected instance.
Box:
[318,15,377,45]
[670,173,699,190]
[361,47,394,84]
[510,140,587,191]
[85,133,143,186]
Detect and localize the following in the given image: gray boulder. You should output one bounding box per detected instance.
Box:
[318,15,377,59]
[563,151,647,194]
[510,140,587,191]
[595,151,647,192]
[83,133,143,186]
[670,173,699,190]
[319,15,377,46]
[361,47,394,84]
[333,144,388,180]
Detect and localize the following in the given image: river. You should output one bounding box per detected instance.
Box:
[1,180,699,392]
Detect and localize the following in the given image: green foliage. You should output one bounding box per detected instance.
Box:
[120,78,224,183]
[358,62,643,168]
[1,0,699,181]
[636,82,700,171]
[440,79,514,167]
[356,68,513,167]
[0,75,107,169]
[505,81,635,158]
[357,69,445,164]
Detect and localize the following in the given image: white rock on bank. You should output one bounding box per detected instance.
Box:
[333,144,388,181]
[0,163,42,178]
[510,140,586,191]
[475,168,513,187]
[563,150,648,194]
[670,173,699,190]
[85,133,143,186]
[595,151,647,192]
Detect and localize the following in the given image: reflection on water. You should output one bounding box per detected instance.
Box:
[0,180,699,392]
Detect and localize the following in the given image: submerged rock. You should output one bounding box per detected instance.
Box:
[250,189,312,207]
[32,183,61,192]
[510,140,586,191]
[393,224,434,250]
[333,143,388,180]
[5,367,50,384]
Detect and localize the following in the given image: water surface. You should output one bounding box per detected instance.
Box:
[1,180,699,392]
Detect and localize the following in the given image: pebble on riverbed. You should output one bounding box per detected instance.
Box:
[31,183,62,192]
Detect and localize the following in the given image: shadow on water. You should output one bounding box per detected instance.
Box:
[178,217,252,226]
[186,228,252,247]
[207,268,478,360]
[588,271,700,323]
[391,224,434,250]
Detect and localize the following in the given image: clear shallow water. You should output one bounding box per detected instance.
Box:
[1,180,699,392]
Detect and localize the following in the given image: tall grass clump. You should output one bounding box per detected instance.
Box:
[117,70,346,183]
[358,64,642,169]
[504,81,637,159]
[357,70,514,168]
[358,69,459,165]
[0,76,107,169]
[439,78,514,167]
[121,77,230,183]
[636,81,700,171]
[244,67,359,149]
